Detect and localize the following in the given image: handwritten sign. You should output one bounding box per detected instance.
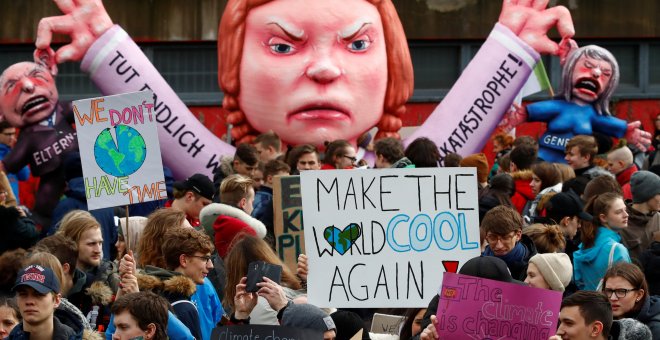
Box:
[73,91,165,210]
[370,313,406,335]
[211,324,321,340]
[437,273,562,340]
[274,175,305,273]
[301,168,481,308]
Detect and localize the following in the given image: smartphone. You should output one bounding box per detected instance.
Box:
[246,261,282,293]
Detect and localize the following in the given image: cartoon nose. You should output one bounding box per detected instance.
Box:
[21,79,35,93]
[306,57,341,84]
[592,67,602,78]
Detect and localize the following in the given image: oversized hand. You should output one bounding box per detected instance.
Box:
[625,121,652,152]
[498,103,527,132]
[36,0,113,63]
[499,0,574,55]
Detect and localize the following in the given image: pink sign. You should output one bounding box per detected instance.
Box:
[436,273,562,340]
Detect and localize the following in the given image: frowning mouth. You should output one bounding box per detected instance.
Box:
[21,95,49,115]
[574,77,600,96]
[288,102,351,122]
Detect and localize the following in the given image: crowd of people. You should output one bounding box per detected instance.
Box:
[1,124,660,340]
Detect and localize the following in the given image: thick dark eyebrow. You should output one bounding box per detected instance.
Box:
[266,22,305,41]
[340,22,372,41]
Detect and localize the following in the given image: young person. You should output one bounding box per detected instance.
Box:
[524,253,572,292]
[110,291,169,340]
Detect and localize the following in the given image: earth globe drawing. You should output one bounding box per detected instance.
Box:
[94,125,147,177]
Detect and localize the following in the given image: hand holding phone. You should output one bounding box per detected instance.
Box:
[246,261,282,293]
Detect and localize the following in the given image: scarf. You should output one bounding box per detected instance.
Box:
[483,241,528,266]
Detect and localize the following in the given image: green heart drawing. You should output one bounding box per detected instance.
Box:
[323,223,361,255]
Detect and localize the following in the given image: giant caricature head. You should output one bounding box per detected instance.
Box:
[0,50,59,128]
[559,45,619,115]
[218,0,414,146]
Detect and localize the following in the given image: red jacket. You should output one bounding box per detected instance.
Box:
[511,170,534,214]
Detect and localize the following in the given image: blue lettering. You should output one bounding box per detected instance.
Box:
[387,214,410,252]
[386,212,477,252]
[433,212,459,250]
[410,214,433,251]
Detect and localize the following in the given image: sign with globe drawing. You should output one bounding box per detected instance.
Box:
[73,91,165,210]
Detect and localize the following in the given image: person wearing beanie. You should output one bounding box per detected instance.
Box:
[525,253,572,292]
[281,303,336,339]
[621,170,660,261]
[460,153,489,188]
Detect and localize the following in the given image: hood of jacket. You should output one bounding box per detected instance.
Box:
[199,203,267,239]
[609,318,652,340]
[65,177,87,201]
[85,281,113,306]
[574,227,621,264]
[511,170,535,200]
[636,295,660,325]
[626,203,654,229]
[56,298,92,331]
[138,266,197,299]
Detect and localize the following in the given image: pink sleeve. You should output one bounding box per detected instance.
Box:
[81,25,235,179]
[403,23,540,162]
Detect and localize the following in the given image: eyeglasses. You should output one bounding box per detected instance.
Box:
[485,232,517,244]
[342,155,357,163]
[188,255,212,263]
[603,288,639,299]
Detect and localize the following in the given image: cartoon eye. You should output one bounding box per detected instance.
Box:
[268,37,296,55]
[347,38,371,52]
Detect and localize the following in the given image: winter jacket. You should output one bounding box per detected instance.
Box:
[252,185,275,243]
[523,182,562,224]
[640,241,660,296]
[634,295,660,340]
[105,310,194,340]
[191,277,224,340]
[390,157,415,168]
[510,170,534,214]
[67,261,117,332]
[621,204,660,261]
[8,307,103,340]
[0,205,38,254]
[48,177,117,260]
[575,164,613,182]
[0,144,29,204]
[573,227,632,291]
[139,266,202,340]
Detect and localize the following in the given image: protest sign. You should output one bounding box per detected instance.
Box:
[211,324,321,340]
[301,168,481,308]
[437,272,562,340]
[274,175,305,273]
[73,91,165,210]
[370,313,406,335]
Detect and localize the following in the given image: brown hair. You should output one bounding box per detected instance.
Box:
[374,137,405,164]
[263,160,290,179]
[23,252,64,295]
[223,235,301,310]
[286,144,318,173]
[218,0,414,144]
[493,133,514,149]
[480,205,523,236]
[34,235,78,276]
[583,175,623,203]
[137,209,187,268]
[56,210,100,244]
[0,248,27,292]
[323,140,353,167]
[112,291,169,340]
[555,163,576,182]
[0,296,20,323]
[220,174,255,208]
[566,135,598,162]
[532,162,562,192]
[161,228,214,270]
[582,192,622,248]
[523,224,566,253]
[254,131,282,152]
[602,262,648,318]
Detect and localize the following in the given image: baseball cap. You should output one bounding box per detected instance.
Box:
[459,256,524,285]
[172,173,215,201]
[13,265,60,294]
[545,191,593,222]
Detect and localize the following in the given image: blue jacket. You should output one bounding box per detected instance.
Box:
[252,186,274,231]
[191,277,224,340]
[48,177,117,260]
[573,227,631,291]
[0,143,30,204]
[105,311,195,340]
[527,100,628,163]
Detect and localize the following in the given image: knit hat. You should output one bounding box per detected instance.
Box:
[282,303,336,333]
[460,153,489,184]
[528,253,572,292]
[213,215,257,258]
[612,318,652,340]
[630,171,660,204]
[330,310,367,340]
[459,256,523,285]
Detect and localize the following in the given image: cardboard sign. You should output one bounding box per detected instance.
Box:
[73,91,165,210]
[370,313,406,335]
[211,324,321,340]
[301,168,481,308]
[274,175,305,273]
[437,273,562,340]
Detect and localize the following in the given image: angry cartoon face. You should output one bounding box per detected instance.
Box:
[0,62,59,128]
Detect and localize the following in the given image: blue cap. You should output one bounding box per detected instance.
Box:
[13,265,60,294]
